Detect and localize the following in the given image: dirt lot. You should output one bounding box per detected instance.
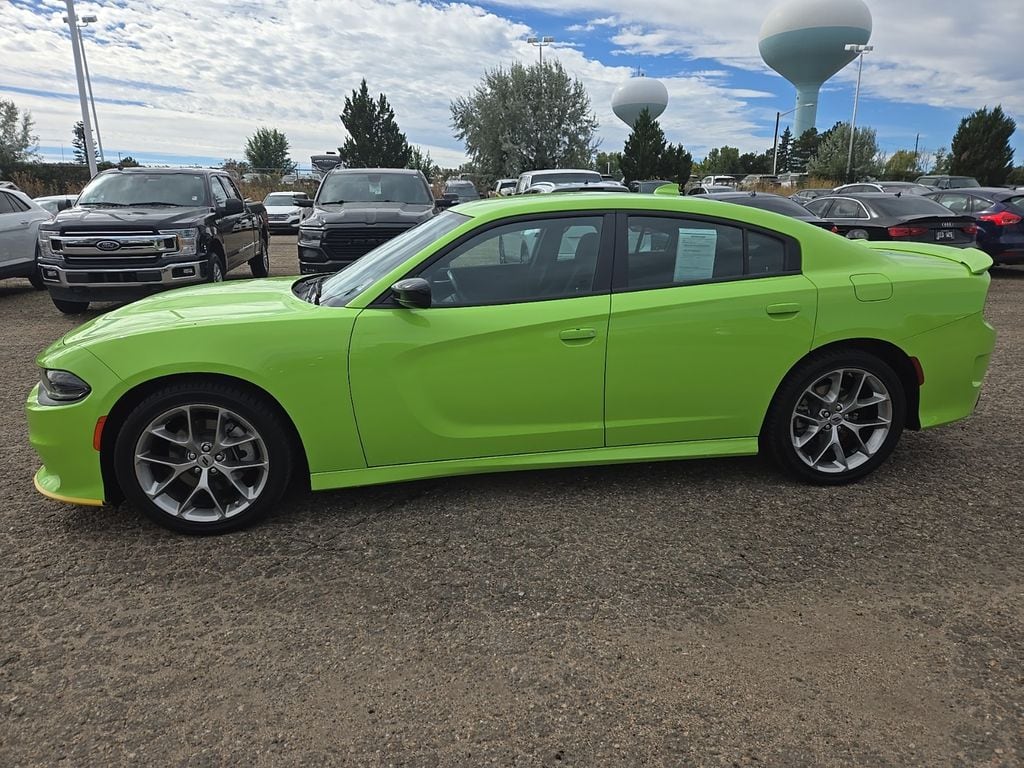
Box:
[1,236,1021,767]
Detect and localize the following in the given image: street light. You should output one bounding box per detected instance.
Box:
[772,102,815,175]
[76,14,104,164]
[844,43,873,184]
[526,35,554,66]
[62,0,98,177]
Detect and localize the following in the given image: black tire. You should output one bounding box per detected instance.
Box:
[112,381,294,534]
[29,246,45,290]
[249,234,270,277]
[761,349,906,485]
[207,253,225,283]
[52,297,89,314]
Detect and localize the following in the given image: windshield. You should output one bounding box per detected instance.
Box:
[319,211,470,306]
[78,173,208,207]
[264,194,300,206]
[872,197,953,216]
[318,172,431,205]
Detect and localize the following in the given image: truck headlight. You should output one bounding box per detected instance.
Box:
[37,231,59,259]
[298,227,323,246]
[39,369,91,404]
[161,227,200,256]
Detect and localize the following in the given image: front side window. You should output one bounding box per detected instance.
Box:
[210,177,229,206]
[417,216,605,306]
[620,215,794,290]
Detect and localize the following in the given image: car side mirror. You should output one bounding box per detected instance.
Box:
[58,199,74,211]
[391,277,431,309]
[220,197,244,215]
[434,198,454,210]
[295,198,314,208]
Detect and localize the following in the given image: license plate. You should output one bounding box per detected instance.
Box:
[935,230,956,241]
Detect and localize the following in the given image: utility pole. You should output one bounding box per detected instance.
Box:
[844,44,873,184]
[64,0,98,178]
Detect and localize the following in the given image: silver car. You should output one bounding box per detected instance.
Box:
[0,188,50,288]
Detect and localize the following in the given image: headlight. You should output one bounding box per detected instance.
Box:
[38,231,58,259]
[298,227,323,246]
[160,227,200,256]
[39,369,91,404]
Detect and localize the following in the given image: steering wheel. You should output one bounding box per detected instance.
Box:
[445,268,466,304]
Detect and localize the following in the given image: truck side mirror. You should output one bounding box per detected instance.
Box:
[295,199,314,208]
[220,198,244,215]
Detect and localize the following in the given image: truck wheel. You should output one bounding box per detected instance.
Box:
[249,235,270,278]
[207,254,225,283]
[28,268,45,291]
[52,297,90,314]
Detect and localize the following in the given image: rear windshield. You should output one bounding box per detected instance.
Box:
[726,195,814,217]
[872,197,953,216]
[319,172,431,205]
[879,184,930,195]
[531,172,603,185]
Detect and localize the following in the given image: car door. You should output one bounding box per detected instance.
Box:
[220,175,258,267]
[0,191,43,270]
[604,212,818,446]
[349,213,614,467]
[209,176,246,266]
[823,198,873,238]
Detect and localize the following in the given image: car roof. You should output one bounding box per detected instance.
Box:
[328,167,422,176]
[106,167,220,175]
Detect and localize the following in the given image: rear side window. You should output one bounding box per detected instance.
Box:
[830,199,869,219]
[0,192,14,214]
[619,216,796,291]
[804,199,831,217]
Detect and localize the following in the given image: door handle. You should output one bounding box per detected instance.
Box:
[766,302,801,317]
[559,327,597,342]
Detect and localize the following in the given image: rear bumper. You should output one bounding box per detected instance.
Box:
[902,312,996,430]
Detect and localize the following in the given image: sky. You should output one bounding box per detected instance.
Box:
[2,0,1022,172]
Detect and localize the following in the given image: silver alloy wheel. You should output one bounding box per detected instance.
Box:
[134,404,269,522]
[791,367,893,474]
[211,258,224,282]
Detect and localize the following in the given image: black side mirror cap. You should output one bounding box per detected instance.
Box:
[220,197,244,215]
[434,198,454,210]
[296,198,314,208]
[391,277,431,309]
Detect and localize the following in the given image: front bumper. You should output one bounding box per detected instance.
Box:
[269,217,301,232]
[38,258,211,302]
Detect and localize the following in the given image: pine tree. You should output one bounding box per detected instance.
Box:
[950,105,1016,185]
[788,128,819,173]
[775,127,792,173]
[659,143,693,186]
[620,109,668,184]
[71,120,99,165]
[338,80,412,168]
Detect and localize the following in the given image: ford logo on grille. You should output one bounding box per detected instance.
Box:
[95,240,122,251]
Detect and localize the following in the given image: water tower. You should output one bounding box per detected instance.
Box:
[759,0,872,137]
[611,75,668,127]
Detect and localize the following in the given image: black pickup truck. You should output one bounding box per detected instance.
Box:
[36,168,269,314]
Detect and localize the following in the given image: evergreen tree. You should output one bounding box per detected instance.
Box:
[406,145,439,182]
[659,143,694,186]
[595,151,622,178]
[950,105,1016,185]
[788,128,820,173]
[71,120,99,165]
[244,127,296,175]
[451,61,598,179]
[620,109,668,184]
[774,127,792,173]
[339,79,412,168]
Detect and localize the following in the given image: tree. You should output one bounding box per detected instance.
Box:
[620,109,667,184]
[338,79,411,169]
[659,143,694,186]
[806,123,881,182]
[222,158,251,177]
[738,151,771,174]
[773,127,793,173]
[789,128,820,173]
[407,145,439,182]
[1008,166,1024,186]
[451,61,598,181]
[883,149,921,181]
[595,151,622,178]
[244,128,296,175]
[931,147,951,174]
[118,156,141,168]
[71,120,99,165]
[701,145,741,175]
[950,105,1016,185]
[0,99,37,170]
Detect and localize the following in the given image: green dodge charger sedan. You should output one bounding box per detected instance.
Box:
[27,194,996,534]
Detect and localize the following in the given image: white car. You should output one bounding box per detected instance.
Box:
[33,194,78,216]
[263,191,311,233]
[493,178,517,196]
[514,169,603,195]
[0,188,51,288]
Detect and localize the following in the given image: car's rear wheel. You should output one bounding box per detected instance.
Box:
[249,234,270,277]
[762,350,905,484]
[113,382,293,534]
[52,297,89,314]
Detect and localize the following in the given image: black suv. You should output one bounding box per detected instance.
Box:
[296,168,438,273]
[36,168,269,314]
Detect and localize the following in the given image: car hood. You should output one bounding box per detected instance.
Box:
[42,205,210,231]
[265,205,302,215]
[59,278,312,350]
[310,202,434,227]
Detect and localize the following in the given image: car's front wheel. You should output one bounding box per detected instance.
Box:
[113,382,294,534]
[762,350,906,484]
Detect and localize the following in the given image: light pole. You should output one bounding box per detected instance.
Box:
[526,35,554,66]
[844,43,873,184]
[75,14,104,163]
[63,0,98,177]
[772,102,814,175]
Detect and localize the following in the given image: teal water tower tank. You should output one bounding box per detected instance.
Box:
[759,0,872,137]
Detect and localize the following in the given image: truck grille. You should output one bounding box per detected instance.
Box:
[51,230,179,266]
[323,227,409,262]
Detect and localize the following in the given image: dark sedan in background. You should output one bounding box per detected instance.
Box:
[804,193,978,246]
[703,192,837,231]
[925,187,1024,265]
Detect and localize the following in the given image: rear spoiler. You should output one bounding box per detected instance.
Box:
[862,241,992,275]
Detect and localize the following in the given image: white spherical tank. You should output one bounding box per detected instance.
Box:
[611,77,669,127]
[759,0,872,136]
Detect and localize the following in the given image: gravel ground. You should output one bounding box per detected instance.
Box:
[1,237,1021,767]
